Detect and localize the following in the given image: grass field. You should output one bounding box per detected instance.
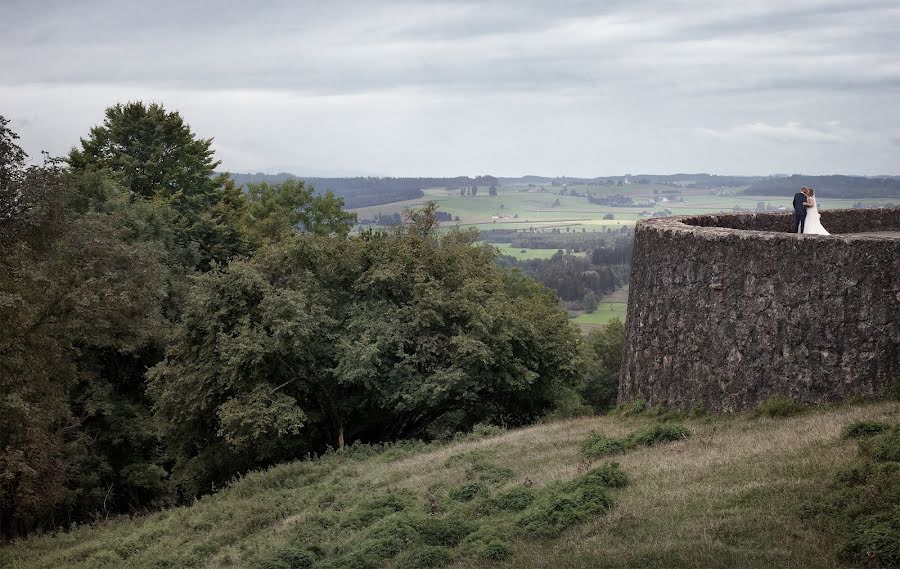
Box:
[351,184,895,255]
[4,401,896,569]
[572,286,629,332]
[492,243,587,260]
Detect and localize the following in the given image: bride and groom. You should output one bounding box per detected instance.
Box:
[792,187,829,235]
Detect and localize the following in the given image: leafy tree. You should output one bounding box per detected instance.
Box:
[67,102,246,272]
[241,179,356,243]
[148,204,582,495]
[1,122,170,537]
[68,102,221,208]
[580,319,625,412]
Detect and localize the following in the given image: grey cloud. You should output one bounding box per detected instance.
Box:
[1,0,898,176]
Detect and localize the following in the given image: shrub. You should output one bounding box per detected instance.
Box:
[842,511,900,566]
[546,387,594,420]
[842,420,890,439]
[518,464,621,537]
[752,396,805,418]
[488,486,535,512]
[449,482,487,502]
[479,539,512,561]
[580,462,629,489]
[394,545,454,569]
[581,432,627,458]
[626,423,691,447]
[866,424,900,462]
[418,516,474,547]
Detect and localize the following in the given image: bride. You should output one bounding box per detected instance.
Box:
[803,188,830,235]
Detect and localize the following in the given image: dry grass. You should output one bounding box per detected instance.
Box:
[2,402,896,569]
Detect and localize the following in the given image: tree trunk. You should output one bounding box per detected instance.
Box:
[337,419,345,450]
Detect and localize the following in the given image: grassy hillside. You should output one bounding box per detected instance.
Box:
[3,402,896,569]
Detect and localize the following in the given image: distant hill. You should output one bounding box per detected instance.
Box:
[743,174,900,198]
[4,402,893,569]
[227,173,499,209]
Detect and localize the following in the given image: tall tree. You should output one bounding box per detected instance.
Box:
[1,120,171,537]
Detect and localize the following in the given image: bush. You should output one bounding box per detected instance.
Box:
[488,487,535,512]
[418,516,474,547]
[518,463,625,537]
[479,539,512,561]
[752,396,805,418]
[394,545,454,569]
[626,423,691,447]
[843,420,890,439]
[546,387,594,420]
[580,462,629,489]
[449,482,487,502]
[581,432,627,458]
[866,424,900,462]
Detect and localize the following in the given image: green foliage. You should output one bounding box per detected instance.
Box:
[418,516,474,547]
[865,424,900,462]
[486,487,535,512]
[518,463,627,537]
[479,539,512,560]
[804,422,900,567]
[150,202,582,493]
[545,387,594,420]
[626,423,692,447]
[581,424,690,460]
[394,545,454,569]
[843,420,890,439]
[581,432,627,459]
[449,483,488,502]
[753,397,806,418]
[613,399,647,416]
[580,318,625,412]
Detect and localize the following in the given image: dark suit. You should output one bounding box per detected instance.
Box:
[792,192,808,233]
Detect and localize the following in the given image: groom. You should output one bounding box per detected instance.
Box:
[792,187,811,233]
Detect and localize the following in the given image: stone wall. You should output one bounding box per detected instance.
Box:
[618,208,900,411]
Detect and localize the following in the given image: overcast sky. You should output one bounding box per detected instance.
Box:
[2,0,899,177]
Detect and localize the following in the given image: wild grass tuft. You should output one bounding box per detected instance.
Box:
[581,423,690,459]
[752,396,806,418]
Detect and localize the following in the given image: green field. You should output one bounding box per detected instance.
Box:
[492,243,587,260]
[5,401,895,569]
[572,286,629,331]
[352,183,895,238]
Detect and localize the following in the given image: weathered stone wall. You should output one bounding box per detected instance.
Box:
[619,208,900,411]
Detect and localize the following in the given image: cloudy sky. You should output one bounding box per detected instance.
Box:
[2,0,899,177]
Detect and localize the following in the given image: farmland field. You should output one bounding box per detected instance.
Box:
[572,286,629,332]
[351,183,896,235]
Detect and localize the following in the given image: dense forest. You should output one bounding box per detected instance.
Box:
[743,174,900,198]
[0,105,620,539]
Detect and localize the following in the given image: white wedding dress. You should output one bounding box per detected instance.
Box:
[803,197,830,235]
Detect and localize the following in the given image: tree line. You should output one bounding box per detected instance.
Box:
[0,105,618,539]
[743,174,900,198]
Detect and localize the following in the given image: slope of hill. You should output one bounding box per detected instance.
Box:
[2,402,896,569]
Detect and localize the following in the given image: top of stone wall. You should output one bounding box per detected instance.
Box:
[636,207,900,243]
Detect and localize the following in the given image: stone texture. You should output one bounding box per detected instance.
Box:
[619,208,900,412]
